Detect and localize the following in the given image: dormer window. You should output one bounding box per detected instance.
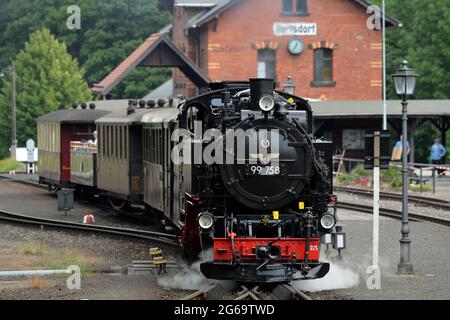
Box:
[282,0,309,16]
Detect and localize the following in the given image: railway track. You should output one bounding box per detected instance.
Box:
[337,201,450,227]
[0,208,180,246]
[335,186,450,210]
[182,283,312,300]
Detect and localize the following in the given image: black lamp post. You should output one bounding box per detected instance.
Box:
[392,60,418,274]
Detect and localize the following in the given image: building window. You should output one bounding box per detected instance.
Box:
[296,0,308,15]
[257,49,276,80]
[282,0,293,14]
[312,48,335,87]
[282,0,309,15]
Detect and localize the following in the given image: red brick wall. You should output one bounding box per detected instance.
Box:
[172,6,202,97]
[204,0,383,100]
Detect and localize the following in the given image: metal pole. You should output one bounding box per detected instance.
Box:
[382,0,387,130]
[398,96,413,274]
[432,167,436,194]
[419,167,423,194]
[11,61,17,160]
[373,132,380,269]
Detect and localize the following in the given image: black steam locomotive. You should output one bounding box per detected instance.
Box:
[179,79,341,283]
[37,78,344,285]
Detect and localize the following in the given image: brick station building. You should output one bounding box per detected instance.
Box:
[162,0,398,99]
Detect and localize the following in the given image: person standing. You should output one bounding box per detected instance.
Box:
[430,138,447,176]
[391,135,410,161]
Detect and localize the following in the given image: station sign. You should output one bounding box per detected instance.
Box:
[364,130,390,170]
[273,23,317,36]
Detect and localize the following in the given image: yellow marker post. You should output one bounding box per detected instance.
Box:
[273,211,279,220]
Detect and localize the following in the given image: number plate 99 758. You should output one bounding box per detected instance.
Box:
[245,165,285,176]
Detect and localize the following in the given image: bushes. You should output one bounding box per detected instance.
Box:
[0,157,24,172]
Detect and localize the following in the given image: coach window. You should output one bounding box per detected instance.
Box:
[123,126,128,160]
[106,126,112,160]
[257,49,276,80]
[312,48,335,87]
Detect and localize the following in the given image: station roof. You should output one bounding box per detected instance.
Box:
[92,33,210,96]
[178,0,400,30]
[310,100,450,119]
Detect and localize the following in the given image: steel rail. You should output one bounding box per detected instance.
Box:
[0,209,180,246]
[181,283,312,300]
[335,186,450,210]
[337,201,450,227]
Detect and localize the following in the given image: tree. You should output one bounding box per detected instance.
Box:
[0,0,171,99]
[372,0,450,99]
[0,28,92,158]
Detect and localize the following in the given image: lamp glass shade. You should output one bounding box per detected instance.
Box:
[393,75,406,95]
[406,75,417,95]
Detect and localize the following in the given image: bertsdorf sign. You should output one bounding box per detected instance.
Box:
[273,22,317,36]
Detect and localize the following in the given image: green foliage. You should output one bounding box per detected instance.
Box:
[0,157,24,172]
[336,164,370,185]
[0,0,171,97]
[0,28,91,157]
[372,0,450,99]
[381,166,402,189]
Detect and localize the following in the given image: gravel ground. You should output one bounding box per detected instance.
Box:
[1,175,448,300]
[321,209,450,300]
[336,191,450,222]
[0,177,162,232]
[0,222,189,300]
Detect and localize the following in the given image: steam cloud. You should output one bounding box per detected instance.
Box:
[157,249,213,291]
[292,259,360,292]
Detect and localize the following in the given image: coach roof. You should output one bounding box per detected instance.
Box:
[36,109,112,124]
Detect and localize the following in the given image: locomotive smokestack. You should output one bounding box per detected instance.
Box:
[250,78,275,111]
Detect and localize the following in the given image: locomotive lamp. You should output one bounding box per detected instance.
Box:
[198,212,214,230]
[259,95,275,112]
[392,60,418,274]
[320,214,336,230]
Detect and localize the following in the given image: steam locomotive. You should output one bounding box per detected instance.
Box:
[36,78,344,284]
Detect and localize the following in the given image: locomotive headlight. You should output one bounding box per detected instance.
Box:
[258,95,275,112]
[320,214,336,229]
[198,212,214,229]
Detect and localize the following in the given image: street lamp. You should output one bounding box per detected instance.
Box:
[283,76,296,95]
[392,60,418,274]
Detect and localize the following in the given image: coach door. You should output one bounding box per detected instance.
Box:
[144,124,164,212]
